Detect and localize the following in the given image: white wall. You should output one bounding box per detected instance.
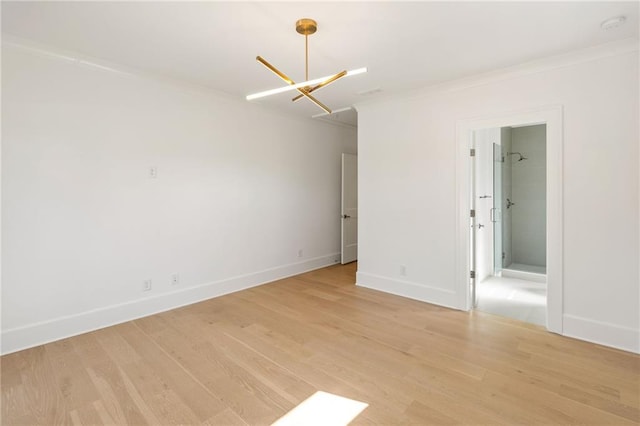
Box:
[1,42,357,354]
[356,41,639,352]
[511,124,546,267]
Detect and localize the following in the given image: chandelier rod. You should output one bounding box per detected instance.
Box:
[305,35,309,81]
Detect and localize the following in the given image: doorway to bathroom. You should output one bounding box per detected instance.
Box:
[472,124,547,326]
[456,106,563,333]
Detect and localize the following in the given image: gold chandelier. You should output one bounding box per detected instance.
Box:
[246,18,367,114]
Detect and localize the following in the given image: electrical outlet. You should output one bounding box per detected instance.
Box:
[171,273,179,286]
[143,279,152,292]
[297,249,303,258]
[149,166,158,178]
[400,265,407,276]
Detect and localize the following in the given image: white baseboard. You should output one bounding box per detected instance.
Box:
[356,272,459,310]
[1,253,340,355]
[562,314,640,354]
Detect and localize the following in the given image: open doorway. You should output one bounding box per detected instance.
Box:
[472,125,547,326]
[456,106,563,334]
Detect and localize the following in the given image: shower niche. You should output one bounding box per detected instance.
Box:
[494,124,547,281]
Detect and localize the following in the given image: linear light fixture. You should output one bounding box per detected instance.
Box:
[247,18,367,113]
[246,67,367,101]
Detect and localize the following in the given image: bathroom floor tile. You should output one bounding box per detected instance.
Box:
[476,275,546,326]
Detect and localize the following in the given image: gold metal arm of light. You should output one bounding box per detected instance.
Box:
[291,70,347,102]
[256,56,331,114]
[256,56,293,85]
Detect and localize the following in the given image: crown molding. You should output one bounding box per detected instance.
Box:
[1,35,228,97]
[1,34,350,130]
[356,37,639,109]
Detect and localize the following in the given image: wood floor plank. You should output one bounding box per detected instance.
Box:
[1,384,30,421]
[403,399,459,425]
[481,369,638,425]
[2,262,639,425]
[1,351,25,388]
[142,319,285,424]
[204,329,316,405]
[68,402,103,426]
[92,399,117,425]
[85,364,144,425]
[19,347,67,425]
[121,322,227,422]
[202,407,249,426]
[44,339,100,411]
[216,325,406,424]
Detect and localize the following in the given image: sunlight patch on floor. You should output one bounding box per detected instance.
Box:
[272,391,368,426]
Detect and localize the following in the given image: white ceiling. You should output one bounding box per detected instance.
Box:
[2,1,638,127]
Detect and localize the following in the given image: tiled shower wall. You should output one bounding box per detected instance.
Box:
[510,124,547,267]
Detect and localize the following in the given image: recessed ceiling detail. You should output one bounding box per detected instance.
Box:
[246,18,367,114]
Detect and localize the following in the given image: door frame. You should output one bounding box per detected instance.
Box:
[455,105,563,334]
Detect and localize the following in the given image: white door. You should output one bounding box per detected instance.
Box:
[341,153,358,264]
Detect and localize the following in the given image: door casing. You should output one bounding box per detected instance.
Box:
[456,105,563,334]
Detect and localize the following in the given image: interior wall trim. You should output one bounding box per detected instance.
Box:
[356,37,638,109]
[455,105,564,334]
[1,36,352,130]
[563,314,640,354]
[1,253,340,355]
[356,272,458,310]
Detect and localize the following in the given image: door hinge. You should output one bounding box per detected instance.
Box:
[470,148,476,157]
[470,209,475,218]
[470,270,476,279]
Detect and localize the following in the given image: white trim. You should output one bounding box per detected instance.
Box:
[1,253,339,355]
[356,272,458,310]
[1,35,351,130]
[455,105,564,334]
[1,35,229,98]
[563,315,640,354]
[356,38,638,109]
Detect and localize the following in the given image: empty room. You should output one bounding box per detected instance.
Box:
[2,2,639,425]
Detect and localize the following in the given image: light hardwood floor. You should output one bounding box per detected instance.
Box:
[2,263,639,425]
